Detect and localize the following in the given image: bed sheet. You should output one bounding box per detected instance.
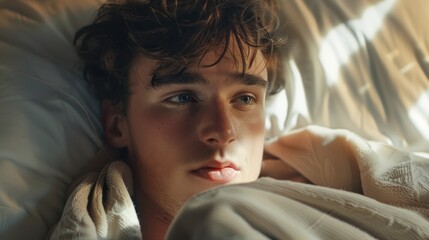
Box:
[266,0,429,153]
[47,126,429,239]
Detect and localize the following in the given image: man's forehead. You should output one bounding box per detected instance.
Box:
[129,46,268,86]
[196,46,267,72]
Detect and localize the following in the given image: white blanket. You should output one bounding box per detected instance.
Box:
[48,126,429,239]
[48,161,141,239]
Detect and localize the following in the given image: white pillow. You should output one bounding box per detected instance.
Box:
[0,0,104,239]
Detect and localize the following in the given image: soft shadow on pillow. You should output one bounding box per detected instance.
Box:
[0,0,105,239]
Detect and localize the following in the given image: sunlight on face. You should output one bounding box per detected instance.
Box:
[118,43,268,221]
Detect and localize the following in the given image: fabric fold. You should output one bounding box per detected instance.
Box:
[49,126,429,239]
[264,126,429,217]
[48,161,141,240]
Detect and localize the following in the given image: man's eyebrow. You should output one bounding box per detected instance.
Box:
[230,73,268,89]
[149,72,206,88]
[148,72,268,89]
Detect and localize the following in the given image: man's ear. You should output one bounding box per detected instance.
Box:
[101,100,129,148]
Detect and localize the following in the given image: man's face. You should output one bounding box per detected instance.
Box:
[106,45,268,219]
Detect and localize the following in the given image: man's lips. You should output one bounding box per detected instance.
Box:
[191,161,239,182]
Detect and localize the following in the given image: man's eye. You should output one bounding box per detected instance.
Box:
[237,95,256,105]
[166,93,197,104]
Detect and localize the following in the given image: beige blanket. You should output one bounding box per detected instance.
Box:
[48,126,429,239]
[48,161,141,239]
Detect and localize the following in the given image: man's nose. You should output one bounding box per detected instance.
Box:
[198,101,237,146]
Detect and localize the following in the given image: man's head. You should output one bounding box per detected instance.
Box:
[75,0,286,224]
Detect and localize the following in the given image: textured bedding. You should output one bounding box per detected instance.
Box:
[48,127,429,239]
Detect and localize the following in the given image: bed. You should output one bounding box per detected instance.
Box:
[0,0,428,239]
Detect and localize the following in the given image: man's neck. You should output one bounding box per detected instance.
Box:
[139,214,170,240]
[134,187,173,240]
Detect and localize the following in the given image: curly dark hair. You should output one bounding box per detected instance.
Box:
[74,0,287,109]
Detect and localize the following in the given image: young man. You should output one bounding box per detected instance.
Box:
[50,1,429,239]
[72,0,288,238]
